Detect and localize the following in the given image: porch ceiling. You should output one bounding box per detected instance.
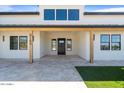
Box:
[0,25,124,31]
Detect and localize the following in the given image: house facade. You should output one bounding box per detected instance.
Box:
[0,5,124,63]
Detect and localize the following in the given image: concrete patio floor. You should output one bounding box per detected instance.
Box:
[0,55,124,81]
[0,55,85,81]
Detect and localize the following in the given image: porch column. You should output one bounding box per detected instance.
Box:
[90,31,94,63]
[29,31,33,64]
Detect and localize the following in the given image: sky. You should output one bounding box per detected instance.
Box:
[0,5,124,12]
[85,5,124,12]
[0,5,39,12]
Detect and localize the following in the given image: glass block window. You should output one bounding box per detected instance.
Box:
[56,9,67,20]
[10,36,18,50]
[19,36,28,50]
[44,9,55,20]
[68,9,79,20]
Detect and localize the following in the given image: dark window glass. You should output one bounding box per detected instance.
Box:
[10,36,18,50]
[19,36,28,50]
[51,39,57,51]
[56,9,67,20]
[44,9,55,20]
[101,43,110,50]
[68,9,79,20]
[67,39,72,51]
[111,35,121,50]
[100,35,110,50]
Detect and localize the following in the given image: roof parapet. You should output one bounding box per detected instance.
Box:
[84,12,124,15]
[0,12,40,15]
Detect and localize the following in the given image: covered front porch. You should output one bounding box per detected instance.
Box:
[1,25,124,64]
[38,31,90,57]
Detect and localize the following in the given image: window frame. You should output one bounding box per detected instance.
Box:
[100,34,110,50]
[56,9,67,20]
[66,39,72,51]
[68,9,79,20]
[51,39,57,51]
[111,34,121,51]
[19,36,28,50]
[44,9,55,20]
[10,36,18,50]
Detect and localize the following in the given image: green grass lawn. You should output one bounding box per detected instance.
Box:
[75,66,124,88]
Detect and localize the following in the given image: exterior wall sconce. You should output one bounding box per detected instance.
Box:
[3,35,5,42]
[93,34,95,41]
[32,35,34,42]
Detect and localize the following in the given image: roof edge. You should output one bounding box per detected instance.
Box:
[84,12,124,15]
[0,25,124,28]
[0,12,40,15]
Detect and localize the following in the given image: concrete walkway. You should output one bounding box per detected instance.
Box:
[0,55,85,81]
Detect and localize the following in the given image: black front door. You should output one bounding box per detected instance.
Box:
[58,38,66,55]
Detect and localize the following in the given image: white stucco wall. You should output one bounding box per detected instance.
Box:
[0,15,41,24]
[33,31,41,58]
[40,32,46,57]
[78,31,90,61]
[94,31,124,61]
[0,31,41,59]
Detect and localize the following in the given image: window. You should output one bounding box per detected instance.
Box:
[68,9,79,20]
[67,39,72,51]
[44,9,80,21]
[111,34,121,50]
[51,39,57,51]
[56,9,67,20]
[100,34,121,51]
[10,36,18,50]
[44,9,55,20]
[100,35,110,50]
[19,36,28,50]
[10,36,28,50]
